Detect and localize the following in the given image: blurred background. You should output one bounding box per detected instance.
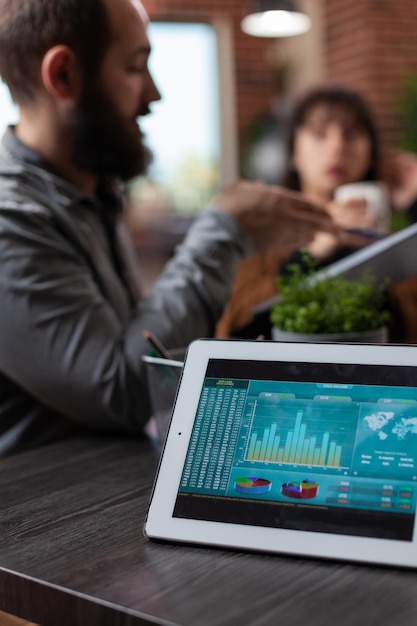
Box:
[2,0,417,289]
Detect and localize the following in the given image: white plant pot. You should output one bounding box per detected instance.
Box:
[271,326,388,344]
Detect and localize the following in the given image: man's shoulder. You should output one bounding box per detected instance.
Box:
[0,154,57,217]
[0,178,51,217]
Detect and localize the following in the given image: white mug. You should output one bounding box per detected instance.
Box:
[334,181,391,236]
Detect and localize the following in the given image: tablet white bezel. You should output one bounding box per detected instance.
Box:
[145,339,417,568]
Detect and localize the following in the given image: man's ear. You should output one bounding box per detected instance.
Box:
[41,45,82,101]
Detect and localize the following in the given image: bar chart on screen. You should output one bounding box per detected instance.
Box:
[244,403,356,470]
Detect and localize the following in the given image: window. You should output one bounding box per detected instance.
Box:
[0,80,18,134]
[128,21,236,218]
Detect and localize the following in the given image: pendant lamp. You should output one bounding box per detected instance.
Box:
[241,0,311,38]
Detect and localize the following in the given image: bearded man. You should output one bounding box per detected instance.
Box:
[0,0,335,454]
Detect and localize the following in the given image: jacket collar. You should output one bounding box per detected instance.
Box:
[0,126,124,213]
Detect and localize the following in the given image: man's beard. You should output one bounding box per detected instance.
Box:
[68,81,153,182]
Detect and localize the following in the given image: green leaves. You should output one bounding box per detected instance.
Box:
[270,252,391,334]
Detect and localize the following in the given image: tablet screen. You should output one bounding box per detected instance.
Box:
[173,359,417,542]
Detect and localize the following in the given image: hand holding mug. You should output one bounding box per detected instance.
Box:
[334,181,391,236]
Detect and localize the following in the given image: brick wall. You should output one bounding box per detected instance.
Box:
[323,0,417,150]
[144,0,417,168]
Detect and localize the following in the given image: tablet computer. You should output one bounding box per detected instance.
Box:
[145,338,417,568]
[251,221,417,317]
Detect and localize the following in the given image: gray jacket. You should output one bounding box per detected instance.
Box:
[0,128,252,454]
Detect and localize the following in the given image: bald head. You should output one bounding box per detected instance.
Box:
[131,0,149,24]
[101,0,150,50]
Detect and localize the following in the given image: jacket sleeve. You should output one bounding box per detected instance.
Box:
[0,202,253,434]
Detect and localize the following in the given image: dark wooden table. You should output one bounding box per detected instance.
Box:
[1,435,417,626]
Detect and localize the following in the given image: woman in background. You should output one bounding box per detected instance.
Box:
[279,84,382,271]
[216,84,384,337]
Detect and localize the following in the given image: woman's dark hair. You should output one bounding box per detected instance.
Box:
[281,84,380,191]
[0,0,112,105]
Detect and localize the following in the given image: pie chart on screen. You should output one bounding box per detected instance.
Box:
[234,476,272,495]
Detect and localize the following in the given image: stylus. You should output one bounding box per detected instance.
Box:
[343,228,383,241]
[143,329,174,360]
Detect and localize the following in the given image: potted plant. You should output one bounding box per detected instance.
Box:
[270,253,391,343]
